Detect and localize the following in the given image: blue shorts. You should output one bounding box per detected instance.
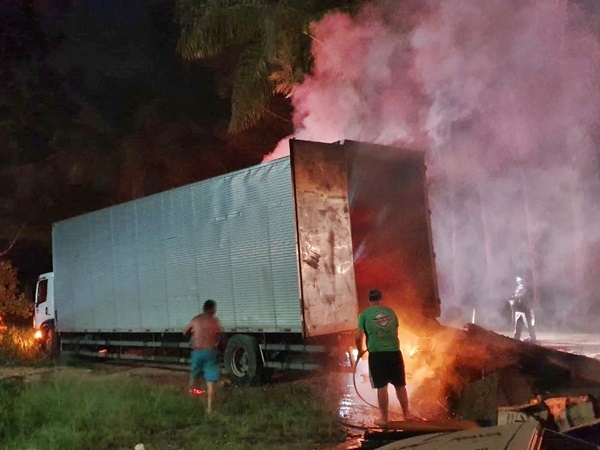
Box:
[190,349,220,382]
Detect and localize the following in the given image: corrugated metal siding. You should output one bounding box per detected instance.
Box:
[192,176,237,329]
[90,210,115,329]
[163,186,199,329]
[112,204,141,330]
[135,195,169,330]
[53,158,302,333]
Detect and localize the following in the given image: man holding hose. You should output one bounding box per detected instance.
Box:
[356,288,412,427]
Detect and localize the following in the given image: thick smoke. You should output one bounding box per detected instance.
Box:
[266,0,600,331]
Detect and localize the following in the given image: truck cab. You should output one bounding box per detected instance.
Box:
[33,272,56,353]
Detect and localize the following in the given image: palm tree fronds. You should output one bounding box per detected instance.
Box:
[174,0,372,133]
[228,42,272,132]
[176,1,268,60]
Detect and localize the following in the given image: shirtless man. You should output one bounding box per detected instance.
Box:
[183,299,223,414]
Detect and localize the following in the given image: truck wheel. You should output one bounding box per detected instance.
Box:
[45,328,60,358]
[224,334,265,386]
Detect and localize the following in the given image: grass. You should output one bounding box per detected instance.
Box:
[0,371,345,450]
[0,326,45,364]
[180,382,345,449]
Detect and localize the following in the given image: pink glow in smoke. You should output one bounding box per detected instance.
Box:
[265,0,600,330]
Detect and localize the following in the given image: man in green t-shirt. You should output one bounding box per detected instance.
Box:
[356,288,411,427]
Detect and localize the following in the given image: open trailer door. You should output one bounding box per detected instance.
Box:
[290,139,358,338]
[342,140,441,319]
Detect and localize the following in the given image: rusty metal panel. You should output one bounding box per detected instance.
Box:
[290,140,358,337]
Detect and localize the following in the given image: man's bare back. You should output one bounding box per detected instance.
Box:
[185,313,222,350]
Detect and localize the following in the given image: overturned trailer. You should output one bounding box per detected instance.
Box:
[33,139,440,385]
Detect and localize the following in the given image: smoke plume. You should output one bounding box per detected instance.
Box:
[266,0,600,331]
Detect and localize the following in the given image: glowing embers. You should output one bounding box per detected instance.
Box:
[189,388,206,396]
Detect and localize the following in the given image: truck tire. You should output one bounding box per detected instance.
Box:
[224,334,266,386]
[45,328,60,359]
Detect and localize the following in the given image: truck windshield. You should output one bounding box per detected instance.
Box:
[36,279,48,306]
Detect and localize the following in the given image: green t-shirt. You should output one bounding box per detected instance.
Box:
[357,305,399,352]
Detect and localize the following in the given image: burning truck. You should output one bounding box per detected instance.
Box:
[32,139,440,385]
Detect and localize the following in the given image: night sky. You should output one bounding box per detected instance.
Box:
[1,0,291,285]
[8,0,600,328]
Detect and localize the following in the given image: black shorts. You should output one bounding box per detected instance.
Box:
[368,350,406,389]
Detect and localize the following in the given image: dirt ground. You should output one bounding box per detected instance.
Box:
[0,361,188,388]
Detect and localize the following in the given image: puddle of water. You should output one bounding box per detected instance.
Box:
[329,365,418,430]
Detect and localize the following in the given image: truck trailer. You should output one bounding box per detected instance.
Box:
[33,139,440,385]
